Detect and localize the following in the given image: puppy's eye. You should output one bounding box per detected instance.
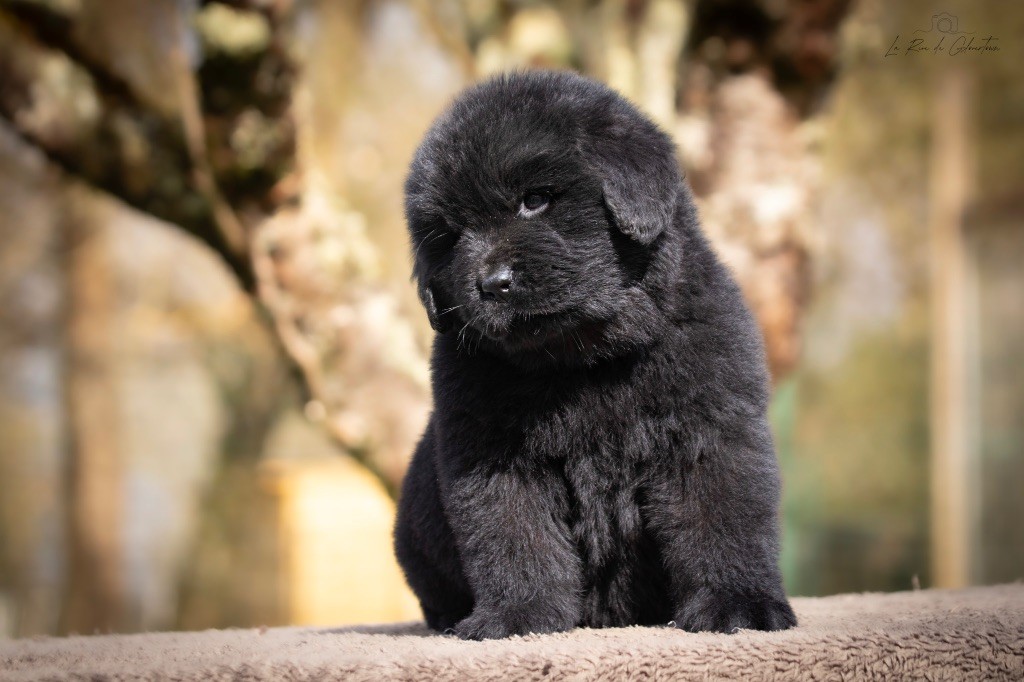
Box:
[519,191,551,217]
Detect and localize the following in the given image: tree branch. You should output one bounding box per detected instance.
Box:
[0,5,257,290]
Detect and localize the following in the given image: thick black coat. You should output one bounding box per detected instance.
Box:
[394,70,796,639]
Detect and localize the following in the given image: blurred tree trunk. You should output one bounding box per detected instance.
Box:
[928,68,974,589]
[0,0,415,490]
[59,191,126,633]
[1,0,425,633]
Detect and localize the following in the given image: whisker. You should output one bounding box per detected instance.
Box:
[412,229,440,259]
[457,314,479,356]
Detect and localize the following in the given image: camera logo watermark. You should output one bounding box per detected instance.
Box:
[885,13,999,57]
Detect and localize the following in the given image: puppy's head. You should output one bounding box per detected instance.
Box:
[405,71,681,362]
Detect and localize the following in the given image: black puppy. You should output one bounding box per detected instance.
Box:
[394,70,796,640]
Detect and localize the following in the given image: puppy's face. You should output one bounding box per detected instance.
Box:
[406,72,680,361]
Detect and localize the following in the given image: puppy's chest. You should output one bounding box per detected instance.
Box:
[524,400,664,567]
[522,390,672,466]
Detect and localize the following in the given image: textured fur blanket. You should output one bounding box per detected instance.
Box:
[2,584,1022,680]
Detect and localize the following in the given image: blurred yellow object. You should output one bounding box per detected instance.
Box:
[261,458,421,627]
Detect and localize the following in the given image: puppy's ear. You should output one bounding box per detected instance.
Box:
[418,281,451,334]
[581,114,680,246]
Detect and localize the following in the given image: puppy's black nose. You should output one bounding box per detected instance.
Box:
[479,265,513,301]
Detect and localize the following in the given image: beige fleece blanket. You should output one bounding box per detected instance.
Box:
[2,584,1022,680]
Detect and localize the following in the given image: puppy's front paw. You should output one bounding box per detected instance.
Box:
[452,603,576,640]
[674,586,796,633]
[451,609,513,640]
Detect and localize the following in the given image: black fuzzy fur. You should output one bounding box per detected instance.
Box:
[394,71,796,639]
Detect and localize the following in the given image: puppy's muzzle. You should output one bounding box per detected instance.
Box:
[479,265,514,302]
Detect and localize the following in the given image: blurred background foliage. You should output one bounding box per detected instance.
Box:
[0,0,1021,636]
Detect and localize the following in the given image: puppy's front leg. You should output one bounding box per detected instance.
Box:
[443,464,582,640]
[648,424,797,633]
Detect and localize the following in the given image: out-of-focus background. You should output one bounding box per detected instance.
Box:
[0,0,1020,637]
